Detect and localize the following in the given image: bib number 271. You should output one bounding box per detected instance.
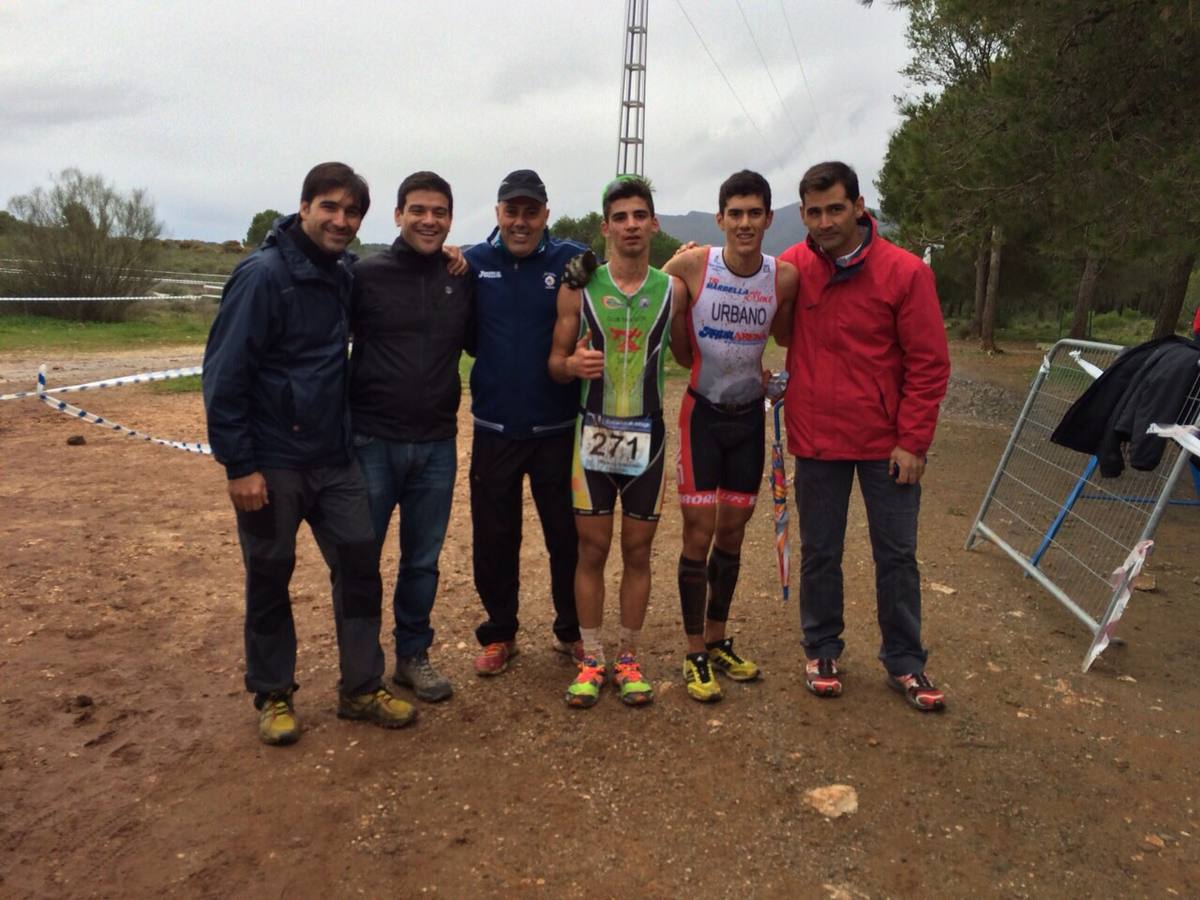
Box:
[580,415,652,477]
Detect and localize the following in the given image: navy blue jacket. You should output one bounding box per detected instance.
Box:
[464,228,586,438]
[202,215,354,478]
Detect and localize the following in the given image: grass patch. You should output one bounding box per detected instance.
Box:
[0,307,215,352]
[148,374,202,394]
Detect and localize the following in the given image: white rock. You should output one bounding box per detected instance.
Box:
[805,784,858,818]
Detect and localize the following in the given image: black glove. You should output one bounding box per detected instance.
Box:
[562,250,599,289]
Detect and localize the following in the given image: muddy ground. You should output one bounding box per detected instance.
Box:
[0,342,1196,899]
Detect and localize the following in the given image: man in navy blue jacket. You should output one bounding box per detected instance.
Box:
[464,170,586,675]
[203,162,416,745]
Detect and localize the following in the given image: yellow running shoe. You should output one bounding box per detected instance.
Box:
[683,653,722,703]
[707,637,761,682]
[258,691,300,746]
[337,687,417,728]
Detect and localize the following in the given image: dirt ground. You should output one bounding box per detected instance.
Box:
[1,341,1197,899]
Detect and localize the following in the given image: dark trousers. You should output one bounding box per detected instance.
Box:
[235,465,385,701]
[794,458,928,675]
[470,429,579,645]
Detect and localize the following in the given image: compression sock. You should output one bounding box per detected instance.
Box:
[706,546,741,624]
[678,556,707,636]
[580,626,605,667]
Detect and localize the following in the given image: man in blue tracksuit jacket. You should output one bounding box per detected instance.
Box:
[202,162,416,745]
[464,169,587,675]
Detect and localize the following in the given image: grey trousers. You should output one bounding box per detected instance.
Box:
[234,464,384,702]
[794,458,928,675]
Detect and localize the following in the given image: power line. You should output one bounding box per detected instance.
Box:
[778,0,830,157]
[672,0,787,172]
[734,0,805,147]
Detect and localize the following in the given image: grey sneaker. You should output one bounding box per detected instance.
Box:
[393,652,453,703]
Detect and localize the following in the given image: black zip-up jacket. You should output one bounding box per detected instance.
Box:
[348,235,475,442]
[202,215,355,478]
[1050,335,1200,477]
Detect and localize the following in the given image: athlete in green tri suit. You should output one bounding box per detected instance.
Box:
[548,175,687,709]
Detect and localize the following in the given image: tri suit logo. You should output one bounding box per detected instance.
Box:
[610,326,642,352]
[543,273,557,289]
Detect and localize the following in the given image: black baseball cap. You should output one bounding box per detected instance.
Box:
[496,169,547,204]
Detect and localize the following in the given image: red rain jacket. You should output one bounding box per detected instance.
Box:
[780,215,950,460]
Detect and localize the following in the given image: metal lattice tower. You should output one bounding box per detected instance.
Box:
[616,0,648,176]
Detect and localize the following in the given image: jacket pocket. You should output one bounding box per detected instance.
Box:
[874,371,899,423]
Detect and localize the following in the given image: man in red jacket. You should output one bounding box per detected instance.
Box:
[780,161,950,712]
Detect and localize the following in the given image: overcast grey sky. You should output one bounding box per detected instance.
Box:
[1,1,914,246]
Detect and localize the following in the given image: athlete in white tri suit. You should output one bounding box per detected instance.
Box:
[664,170,798,703]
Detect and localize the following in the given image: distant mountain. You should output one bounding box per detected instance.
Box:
[657,202,893,257]
[657,202,807,257]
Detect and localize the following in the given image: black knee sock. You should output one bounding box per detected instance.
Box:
[706,546,741,623]
[678,556,707,636]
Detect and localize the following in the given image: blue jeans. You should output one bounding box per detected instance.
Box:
[794,458,928,675]
[354,435,456,658]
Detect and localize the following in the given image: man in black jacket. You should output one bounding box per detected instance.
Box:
[203,162,416,745]
[347,171,474,702]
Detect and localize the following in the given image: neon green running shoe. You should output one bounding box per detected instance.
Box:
[613,654,653,706]
[683,652,723,703]
[707,637,761,682]
[565,658,607,708]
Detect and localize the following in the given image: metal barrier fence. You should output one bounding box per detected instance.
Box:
[965,338,1200,671]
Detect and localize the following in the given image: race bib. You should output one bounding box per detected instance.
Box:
[580,414,652,476]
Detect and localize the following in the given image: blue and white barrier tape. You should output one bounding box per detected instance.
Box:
[2,365,203,401]
[34,365,211,456]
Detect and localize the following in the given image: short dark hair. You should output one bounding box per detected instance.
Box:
[301,162,370,215]
[718,170,772,214]
[397,171,453,216]
[798,161,859,204]
[602,174,655,219]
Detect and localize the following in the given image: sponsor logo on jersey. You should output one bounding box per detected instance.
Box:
[543,272,557,288]
[610,326,642,352]
[478,270,502,279]
[709,301,768,327]
[705,277,749,296]
[601,294,624,310]
[697,324,767,344]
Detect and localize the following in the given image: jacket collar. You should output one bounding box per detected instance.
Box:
[485,225,549,260]
[807,213,877,284]
[390,233,442,262]
[268,213,355,282]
